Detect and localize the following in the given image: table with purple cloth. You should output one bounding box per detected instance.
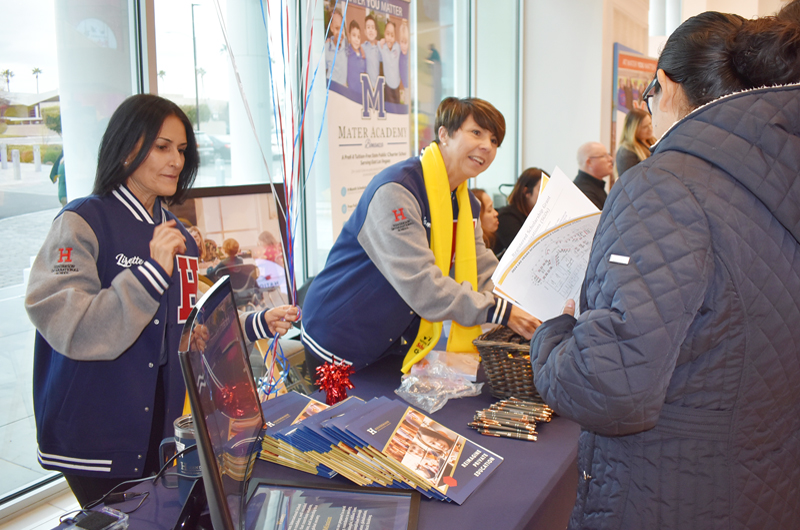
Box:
[63,354,580,530]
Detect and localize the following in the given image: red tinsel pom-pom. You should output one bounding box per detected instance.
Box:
[315,361,355,405]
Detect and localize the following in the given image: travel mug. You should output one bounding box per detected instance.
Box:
[159,415,202,504]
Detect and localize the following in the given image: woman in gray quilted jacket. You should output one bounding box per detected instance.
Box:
[531,9,800,530]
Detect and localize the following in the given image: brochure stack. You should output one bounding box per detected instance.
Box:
[257,391,504,504]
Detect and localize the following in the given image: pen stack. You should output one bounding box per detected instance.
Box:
[468,397,553,441]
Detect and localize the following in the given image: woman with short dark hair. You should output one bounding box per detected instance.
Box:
[26,94,297,507]
[302,97,539,374]
[531,12,800,529]
[493,167,547,256]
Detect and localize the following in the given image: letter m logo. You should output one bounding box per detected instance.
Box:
[361,73,386,119]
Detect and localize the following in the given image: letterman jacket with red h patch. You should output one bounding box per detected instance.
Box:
[26,185,273,478]
[301,156,512,370]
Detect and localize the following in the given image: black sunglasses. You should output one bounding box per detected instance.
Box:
[642,76,660,115]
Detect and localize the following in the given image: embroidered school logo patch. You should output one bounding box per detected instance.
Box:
[176,256,199,324]
[52,247,78,275]
[391,208,413,232]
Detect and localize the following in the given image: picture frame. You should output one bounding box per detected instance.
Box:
[168,183,292,309]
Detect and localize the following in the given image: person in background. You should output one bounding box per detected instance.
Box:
[362,14,382,89]
[257,230,283,266]
[615,108,655,177]
[324,8,348,86]
[573,142,614,210]
[49,151,67,206]
[471,188,498,252]
[379,19,402,104]
[206,237,242,280]
[531,11,800,529]
[187,225,207,262]
[493,167,546,256]
[301,97,540,374]
[25,94,297,507]
[255,230,287,294]
[346,20,366,92]
[398,21,410,103]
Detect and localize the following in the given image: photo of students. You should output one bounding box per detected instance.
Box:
[362,14,381,88]
[324,7,348,86]
[378,18,401,104]
[206,238,243,280]
[398,21,410,104]
[346,19,367,92]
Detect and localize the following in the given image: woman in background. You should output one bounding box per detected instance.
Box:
[206,237,242,280]
[471,188,499,253]
[493,167,547,256]
[615,108,655,177]
[187,225,206,262]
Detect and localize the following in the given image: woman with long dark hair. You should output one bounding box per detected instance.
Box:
[531,11,800,529]
[493,167,547,255]
[26,94,297,506]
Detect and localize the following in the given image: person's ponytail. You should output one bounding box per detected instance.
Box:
[728,17,800,89]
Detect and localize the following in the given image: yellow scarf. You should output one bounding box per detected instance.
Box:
[400,142,483,373]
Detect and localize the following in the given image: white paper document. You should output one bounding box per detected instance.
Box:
[492,167,601,321]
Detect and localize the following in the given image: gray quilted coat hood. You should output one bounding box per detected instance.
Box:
[531,84,800,530]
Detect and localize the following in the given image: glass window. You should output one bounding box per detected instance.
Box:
[154,0,286,188]
[0,0,138,502]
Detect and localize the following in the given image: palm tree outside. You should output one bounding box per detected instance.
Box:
[32,67,42,93]
[1,69,14,91]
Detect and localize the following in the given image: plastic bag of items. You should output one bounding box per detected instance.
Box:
[395,358,483,414]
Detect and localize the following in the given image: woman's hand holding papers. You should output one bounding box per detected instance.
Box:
[507,305,541,340]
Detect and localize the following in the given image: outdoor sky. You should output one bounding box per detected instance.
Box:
[0,0,231,99]
[1,0,58,94]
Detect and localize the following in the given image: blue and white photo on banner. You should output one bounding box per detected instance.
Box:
[324,0,411,238]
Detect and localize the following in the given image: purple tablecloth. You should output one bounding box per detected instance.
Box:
[61,355,580,530]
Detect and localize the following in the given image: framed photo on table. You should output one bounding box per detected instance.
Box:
[244,479,421,530]
[167,184,291,311]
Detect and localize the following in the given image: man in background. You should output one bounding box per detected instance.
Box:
[574,142,614,210]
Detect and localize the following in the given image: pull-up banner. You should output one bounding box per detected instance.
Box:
[324,0,412,239]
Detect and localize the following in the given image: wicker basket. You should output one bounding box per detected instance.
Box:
[473,326,541,400]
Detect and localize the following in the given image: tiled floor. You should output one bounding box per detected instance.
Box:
[0,489,79,530]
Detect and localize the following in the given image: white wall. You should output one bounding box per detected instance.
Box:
[472,0,520,199]
[521,0,604,180]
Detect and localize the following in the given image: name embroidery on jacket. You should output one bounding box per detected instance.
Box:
[116,253,145,268]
